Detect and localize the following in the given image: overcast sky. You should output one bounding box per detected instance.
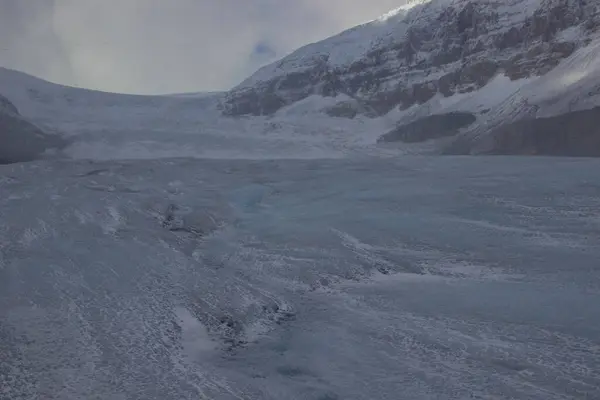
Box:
[0,0,405,94]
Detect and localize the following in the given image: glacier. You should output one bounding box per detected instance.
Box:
[2,156,600,399]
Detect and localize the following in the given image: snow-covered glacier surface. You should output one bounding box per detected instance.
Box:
[2,156,600,399]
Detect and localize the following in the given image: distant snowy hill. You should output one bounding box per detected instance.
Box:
[222,0,600,155]
[0,67,365,161]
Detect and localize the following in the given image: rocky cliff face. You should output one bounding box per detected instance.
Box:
[221,0,600,119]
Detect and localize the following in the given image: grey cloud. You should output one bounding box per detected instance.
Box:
[0,0,406,94]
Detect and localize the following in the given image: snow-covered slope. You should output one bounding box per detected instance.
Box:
[0,67,392,161]
[0,67,217,132]
[449,35,600,154]
[222,0,600,155]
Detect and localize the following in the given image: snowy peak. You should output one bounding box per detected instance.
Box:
[221,0,600,117]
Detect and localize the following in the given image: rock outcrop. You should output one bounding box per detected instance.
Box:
[447,106,600,156]
[0,93,19,115]
[378,112,476,143]
[0,94,65,164]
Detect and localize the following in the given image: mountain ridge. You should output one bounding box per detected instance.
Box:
[223,0,599,117]
[220,0,600,155]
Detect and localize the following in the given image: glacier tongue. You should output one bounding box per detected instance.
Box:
[2,157,600,399]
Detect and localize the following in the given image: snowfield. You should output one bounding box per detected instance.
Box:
[2,155,600,399]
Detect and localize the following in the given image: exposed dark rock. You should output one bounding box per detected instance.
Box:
[221,89,286,116]
[0,96,66,164]
[323,99,374,118]
[378,112,477,143]
[0,94,19,115]
[324,102,359,118]
[476,106,600,156]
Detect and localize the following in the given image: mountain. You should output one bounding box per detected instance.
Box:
[221,0,600,155]
[1,0,599,159]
